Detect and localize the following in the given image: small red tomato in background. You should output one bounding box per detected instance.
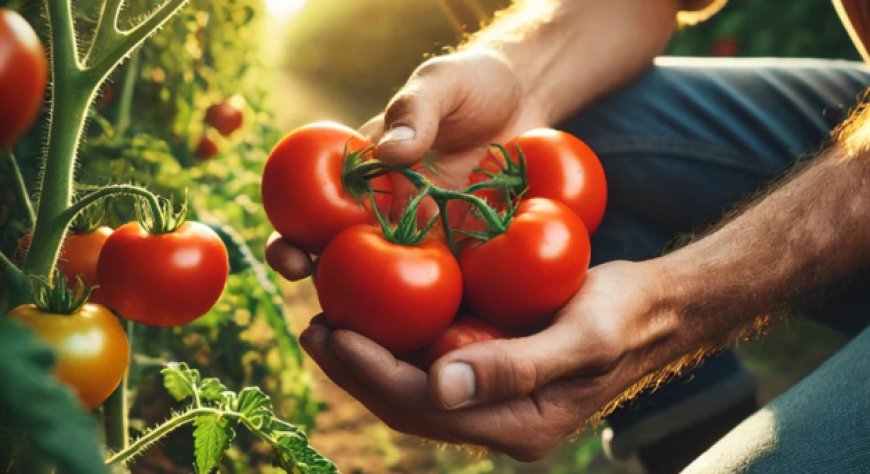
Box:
[315,225,462,353]
[459,198,591,332]
[710,37,739,57]
[474,129,607,234]
[261,122,392,254]
[195,135,219,161]
[57,226,113,305]
[9,302,130,410]
[418,315,504,369]
[205,99,243,136]
[97,221,229,327]
[0,8,47,149]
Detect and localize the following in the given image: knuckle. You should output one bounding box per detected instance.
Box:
[500,352,538,397]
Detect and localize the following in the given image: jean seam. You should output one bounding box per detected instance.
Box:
[591,135,779,177]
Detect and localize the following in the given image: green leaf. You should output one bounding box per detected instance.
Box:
[192,414,235,474]
[205,222,252,275]
[0,318,106,474]
[235,387,272,430]
[198,378,229,403]
[161,362,201,401]
[273,431,338,474]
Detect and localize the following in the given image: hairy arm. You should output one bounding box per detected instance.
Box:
[639,105,870,376]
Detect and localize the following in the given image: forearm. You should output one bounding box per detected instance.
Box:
[655,106,870,354]
[461,0,680,123]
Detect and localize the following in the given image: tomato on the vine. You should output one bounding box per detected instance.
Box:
[9,302,130,410]
[261,122,392,254]
[418,315,504,368]
[459,198,591,332]
[195,135,219,160]
[0,8,47,149]
[97,221,229,327]
[315,224,462,353]
[205,100,243,136]
[57,226,113,306]
[474,128,607,233]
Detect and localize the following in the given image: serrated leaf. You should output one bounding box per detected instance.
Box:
[0,318,107,474]
[193,414,235,474]
[235,387,272,430]
[198,378,229,403]
[273,431,338,474]
[161,362,200,401]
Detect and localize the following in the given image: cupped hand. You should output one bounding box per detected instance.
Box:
[300,260,682,461]
[265,50,548,280]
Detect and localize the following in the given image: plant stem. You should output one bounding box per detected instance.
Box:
[103,321,132,452]
[436,200,458,254]
[58,184,163,227]
[1,150,35,225]
[115,50,140,137]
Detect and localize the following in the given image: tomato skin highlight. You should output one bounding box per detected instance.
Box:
[57,226,113,306]
[459,198,591,332]
[97,221,229,327]
[0,9,47,149]
[261,122,392,254]
[9,303,130,411]
[315,225,462,353]
[477,129,607,233]
[419,315,504,368]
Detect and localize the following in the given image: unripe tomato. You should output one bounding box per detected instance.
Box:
[97,221,229,326]
[459,198,591,332]
[9,303,130,410]
[0,8,47,149]
[315,225,462,353]
[205,101,243,136]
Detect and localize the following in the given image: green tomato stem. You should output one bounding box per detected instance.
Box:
[1,150,35,225]
[59,184,164,230]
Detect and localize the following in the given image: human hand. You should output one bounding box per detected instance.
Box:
[265,50,548,280]
[299,260,685,461]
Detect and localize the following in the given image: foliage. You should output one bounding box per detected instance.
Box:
[106,362,336,474]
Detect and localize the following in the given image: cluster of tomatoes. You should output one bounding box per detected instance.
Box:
[1,8,230,411]
[195,98,245,161]
[262,122,606,367]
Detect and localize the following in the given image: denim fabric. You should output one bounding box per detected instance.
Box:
[557,57,870,456]
[683,327,870,473]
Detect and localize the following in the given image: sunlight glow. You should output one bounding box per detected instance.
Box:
[264,0,306,19]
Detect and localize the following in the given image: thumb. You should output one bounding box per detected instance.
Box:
[427,318,601,410]
[375,61,457,166]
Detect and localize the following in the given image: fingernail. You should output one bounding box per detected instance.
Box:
[438,362,476,409]
[380,125,415,144]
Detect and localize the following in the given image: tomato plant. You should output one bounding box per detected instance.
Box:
[205,100,244,136]
[97,220,229,327]
[459,198,591,332]
[261,121,392,254]
[475,128,607,233]
[56,226,112,305]
[0,8,47,150]
[10,302,129,411]
[418,315,504,368]
[315,224,462,353]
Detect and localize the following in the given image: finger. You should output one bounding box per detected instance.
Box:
[264,233,312,281]
[358,114,386,143]
[375,61,459,166]
[428,316,604,410]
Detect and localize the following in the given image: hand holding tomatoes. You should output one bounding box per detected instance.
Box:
[299,260,680,461]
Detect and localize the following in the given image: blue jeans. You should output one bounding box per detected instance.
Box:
[558,57,870,465]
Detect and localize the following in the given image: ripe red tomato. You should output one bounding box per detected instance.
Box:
[97,221,229,327]
[419,315,504,368]
[475,129,607,233]
[261,122,392,254]
[710,37,739,57]
[9,303,130,410]
[195,135,218,160]
[459,198,590,332]
[57,226,112,306]
[205,101,243,136]
[0,8,47,149]
[315,225,462,353]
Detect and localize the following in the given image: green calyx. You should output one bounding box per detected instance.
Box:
[341,144,389,205]
[31,273,92,315]
[369,188,438,246]
[137,192,188,234]
[68,197,106,234]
